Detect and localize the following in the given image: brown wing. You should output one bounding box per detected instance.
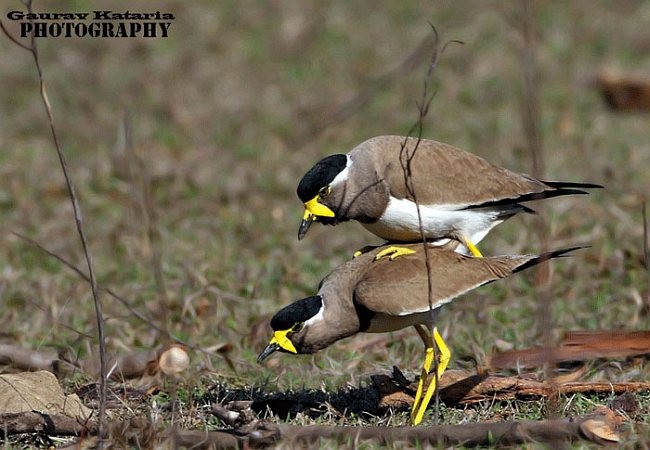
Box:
[353,245,536,316]
[355,136,549,205]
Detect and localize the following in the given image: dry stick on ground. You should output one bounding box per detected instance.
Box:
[435,369,650,404]
[373,369,650,408]
[267,415,620,446]
[0,2,108,442]
[0,412,94,437]
[0,409,624,445]
[169,412,621,447]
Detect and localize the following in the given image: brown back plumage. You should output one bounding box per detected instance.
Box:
[349,136,551,206]
[347,243,570,316]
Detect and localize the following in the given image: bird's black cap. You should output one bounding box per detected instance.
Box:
[270,295,323,330]
[297,154,347,202]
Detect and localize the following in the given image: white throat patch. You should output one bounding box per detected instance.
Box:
[303,299,325,327]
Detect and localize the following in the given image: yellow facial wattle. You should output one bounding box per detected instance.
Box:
[303,195,335,220]
[269,329,297,354]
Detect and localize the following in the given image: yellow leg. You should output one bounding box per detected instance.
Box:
[410,327,433,423]
[464,238,483,258]
[410,325,451,425]
[374,246,417,261]
[413,328,451,425]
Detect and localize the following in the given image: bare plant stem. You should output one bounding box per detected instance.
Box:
[294,31,441,149]
[641,201,650,322]
[517,0,548,260]
[141,165,171,335]
[120,111,171,338]
[398,26,462,422]
[516,0,556,410]
[0,2,107,442]
[10,231,218,357]
[519,0,545,180]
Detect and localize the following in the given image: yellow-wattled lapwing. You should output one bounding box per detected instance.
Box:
[258,243,581,424]
[297,135,601,258]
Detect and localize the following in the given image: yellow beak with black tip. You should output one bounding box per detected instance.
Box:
[298,195,336,240]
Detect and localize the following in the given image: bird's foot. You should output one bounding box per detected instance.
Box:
[374,246,416,261]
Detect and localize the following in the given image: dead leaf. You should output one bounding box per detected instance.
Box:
[379,391,412,410]
[579,419,621,443]
[371,374,413,411]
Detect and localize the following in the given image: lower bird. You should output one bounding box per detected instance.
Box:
[297,135,601,257]
[258,243,581,425]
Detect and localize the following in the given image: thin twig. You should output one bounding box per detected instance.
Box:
[121,111,171,339]
[12,231,236,366]
[1,1,107,441]
[398,27,463,315]
[516,0,556,414]
[0,20,31,51]
[516,0,548,250]
[294,30,442,148]
[518,1,545,179]
[641,201,650,322]
[397,25,462,422]
[10,231,215,357]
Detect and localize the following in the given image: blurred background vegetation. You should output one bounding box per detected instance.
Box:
[1,0,649,425]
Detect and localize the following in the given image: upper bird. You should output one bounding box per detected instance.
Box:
[297,135,601,256]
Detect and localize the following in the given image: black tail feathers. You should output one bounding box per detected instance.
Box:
[513,246,589,274]
[541,180,604,190]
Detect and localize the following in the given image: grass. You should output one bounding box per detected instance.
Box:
[1,0,650,447]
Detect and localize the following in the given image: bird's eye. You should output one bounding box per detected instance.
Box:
[291,323,303,332]
[318,186,331,198]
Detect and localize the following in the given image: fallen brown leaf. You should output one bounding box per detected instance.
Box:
[580,419,621,443]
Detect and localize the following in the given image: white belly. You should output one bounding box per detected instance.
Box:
[361,196,503,246]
